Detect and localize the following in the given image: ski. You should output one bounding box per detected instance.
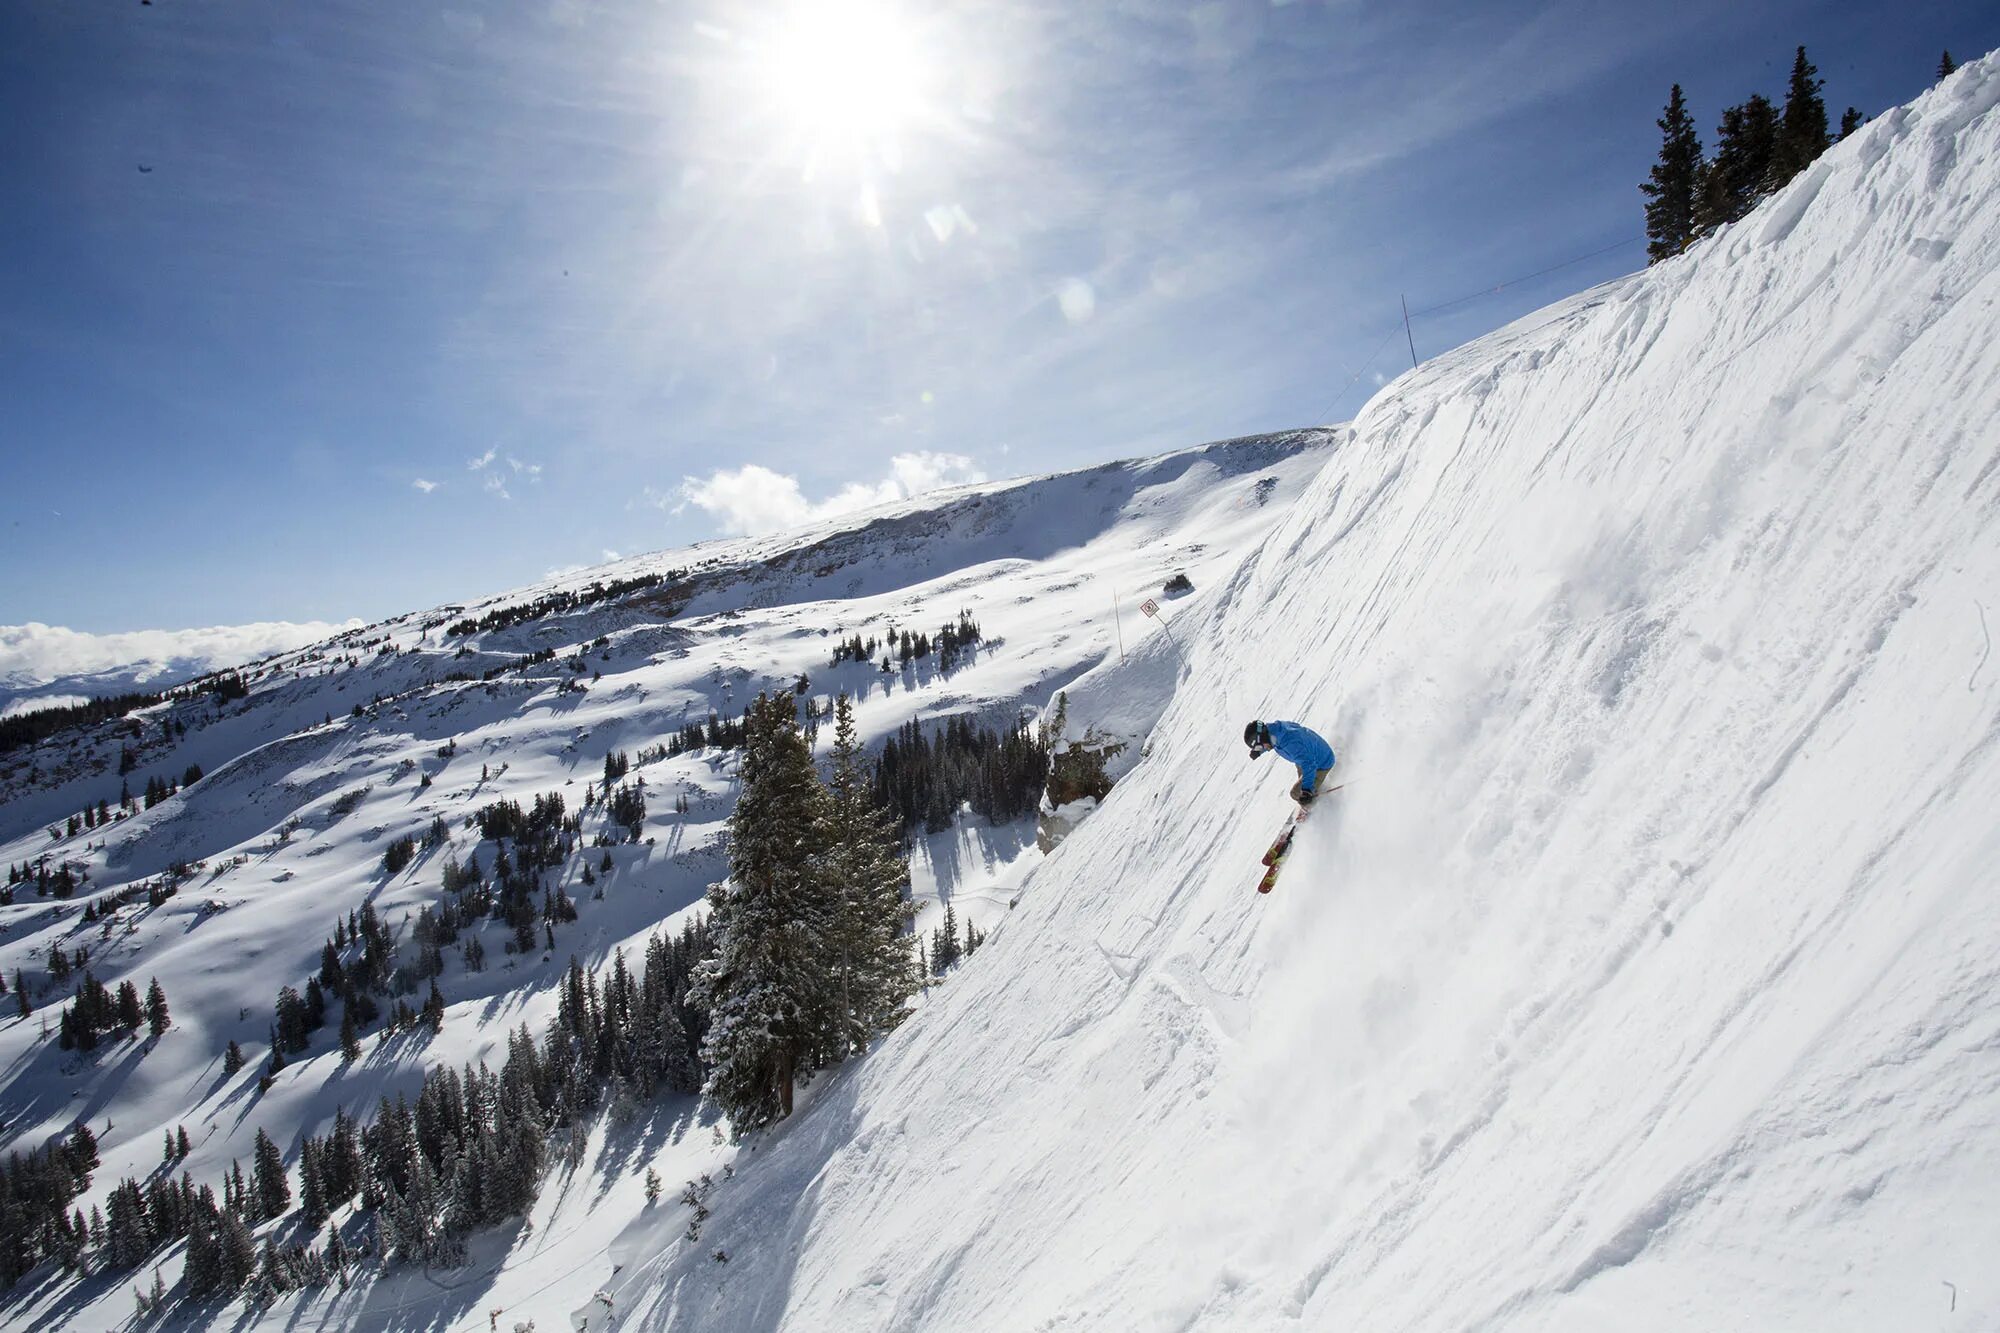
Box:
[1255,784,1342,894]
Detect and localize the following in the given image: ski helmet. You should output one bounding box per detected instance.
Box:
[1244,720,1270,753]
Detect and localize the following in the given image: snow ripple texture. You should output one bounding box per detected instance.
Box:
[626,54,2000,1333]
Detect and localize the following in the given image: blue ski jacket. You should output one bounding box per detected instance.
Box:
[1266,721,1336,793]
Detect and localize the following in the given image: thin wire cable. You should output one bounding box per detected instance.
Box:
[1312,235,1645,423]
[1406,235,1643,319]
[1311,325,1404,425]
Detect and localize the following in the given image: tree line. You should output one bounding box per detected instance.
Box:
[3,685,1035,1304]
[443,571,676,638]
[5,919,712,1309]
[873,713,1051,837]
[1642,46,1963,261]
[828,610,985,674]
[0,671,244,756]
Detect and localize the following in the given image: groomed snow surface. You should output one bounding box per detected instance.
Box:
[617,56,2000,1331]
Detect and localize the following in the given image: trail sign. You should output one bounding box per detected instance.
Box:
[1139,598,1159,618]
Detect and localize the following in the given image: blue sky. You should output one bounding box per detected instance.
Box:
[1,0,1991,636]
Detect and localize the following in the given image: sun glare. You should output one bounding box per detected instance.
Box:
[760,0,931,162]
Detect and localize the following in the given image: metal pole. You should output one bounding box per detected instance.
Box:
[1112,586,1126,663]
[1402,294,1419,371]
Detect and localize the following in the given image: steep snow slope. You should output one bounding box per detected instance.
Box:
[618,57,2000,1332]
[0,432,1332,1329]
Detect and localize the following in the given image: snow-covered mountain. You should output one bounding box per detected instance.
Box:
[0,429,1335,1327]
[608,55,1999,1333]
[6,49,2000,1333]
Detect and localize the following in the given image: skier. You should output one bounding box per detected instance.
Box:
[1244,719,1336,809]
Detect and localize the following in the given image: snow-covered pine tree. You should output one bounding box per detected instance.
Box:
[690,691,834,1127]
[1642,84,1703,262]
[637,931,697,1096]
[817,693,917,1057]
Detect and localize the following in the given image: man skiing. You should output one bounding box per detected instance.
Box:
[1244,719,1335,809]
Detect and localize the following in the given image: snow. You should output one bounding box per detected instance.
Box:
[0,427,1331,1329]
[5,49,2000,1333]
[603,53,2000,1332]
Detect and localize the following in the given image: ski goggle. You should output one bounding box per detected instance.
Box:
[1247,735,1272,757]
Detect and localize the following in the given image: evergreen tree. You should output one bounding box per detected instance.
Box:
[252,1128,291,1220]
[298,1141,329,1229]
[1770,45,1830,189]
[68,1123,100,1180]
[1938,51,1956,82]
[1693,93,1780,235]
[931,899,962,973]
[182,1186,230,1295]
[1641,84,1703,262]
[217,1209,258,1289]
[224,1039,245,1076]
[104,1178,155,1269]
[689,692,833,1127]
[340,1009,363,1063]
[115,979,143,1030]
[145,977,169,1036]
[1839,106,1864,139]
[818,693,916,1056]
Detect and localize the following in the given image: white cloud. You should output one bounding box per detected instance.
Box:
[507,456,543,481]
[468,448,497,470]
[601,549,622,562]
[0,619,364,690]
[674,452,985,537]
[483,472,512,500]
[2,694,89,720]
[412,477,440,493]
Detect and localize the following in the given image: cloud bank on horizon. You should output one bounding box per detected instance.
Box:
[0,619,364,692]
[673,450,986,536]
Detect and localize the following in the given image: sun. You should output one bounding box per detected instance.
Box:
[757,0,932,165]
